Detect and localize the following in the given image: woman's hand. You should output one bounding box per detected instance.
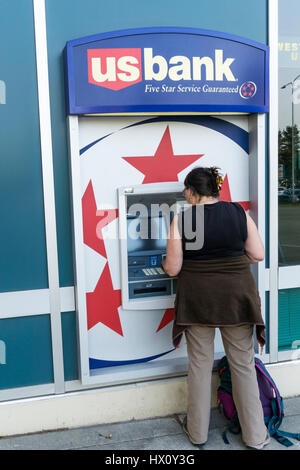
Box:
[162,214,183,277]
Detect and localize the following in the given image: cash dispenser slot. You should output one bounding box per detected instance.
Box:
[129,280,171,299]
[135,287,166,295]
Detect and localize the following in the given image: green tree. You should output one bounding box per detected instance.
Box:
[278,125,300,185]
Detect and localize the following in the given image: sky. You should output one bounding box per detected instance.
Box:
[278,0,300,130]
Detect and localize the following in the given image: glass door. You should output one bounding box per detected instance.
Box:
[277,0,300,360]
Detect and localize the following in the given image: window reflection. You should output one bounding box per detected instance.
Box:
[278,0,300,265]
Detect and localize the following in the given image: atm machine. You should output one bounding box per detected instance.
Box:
[65,27,269,386]
[118,183,185,310]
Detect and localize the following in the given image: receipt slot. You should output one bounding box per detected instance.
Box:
[118,182,185,310]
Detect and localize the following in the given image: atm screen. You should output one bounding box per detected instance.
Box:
[120,187,184,304]
[127,215,168,253]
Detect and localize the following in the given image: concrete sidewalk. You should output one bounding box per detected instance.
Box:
[0,396,299,451]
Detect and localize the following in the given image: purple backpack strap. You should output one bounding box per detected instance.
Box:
[255,358,282,419]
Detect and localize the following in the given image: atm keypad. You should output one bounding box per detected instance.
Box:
[142,268,165,276]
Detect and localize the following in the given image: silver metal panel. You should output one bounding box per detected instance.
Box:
[0,287,75,319]
[0,384,55,403]
[268,0,279,363]
[32,0,65,393]
[249,113,268,361]
[67,115,91,385]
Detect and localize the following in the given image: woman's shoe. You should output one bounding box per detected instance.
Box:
[246,432,271,450]
[182,417,206,447]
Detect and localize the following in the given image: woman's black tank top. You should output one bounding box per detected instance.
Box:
[179,201,247,260]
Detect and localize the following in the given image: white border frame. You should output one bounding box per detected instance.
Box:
[249,113,269,363]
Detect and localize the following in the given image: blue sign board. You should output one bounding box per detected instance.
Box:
[64,27,269,115]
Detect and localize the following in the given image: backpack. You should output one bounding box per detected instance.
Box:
[217,355,300,447]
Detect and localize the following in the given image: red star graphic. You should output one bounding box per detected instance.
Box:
[219,173,249,211]
[156,308,175,332]
[82,180,122,335]
[82,180,118,258]
[86,262,123,335]
[122,126,203,183]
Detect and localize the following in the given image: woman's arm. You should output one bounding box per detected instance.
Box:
[244,213,265,263]
[162,214,183,277]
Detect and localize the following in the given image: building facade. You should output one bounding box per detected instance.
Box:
[0,0,300,436]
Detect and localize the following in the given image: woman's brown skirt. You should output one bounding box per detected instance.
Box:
[172,255,266,349]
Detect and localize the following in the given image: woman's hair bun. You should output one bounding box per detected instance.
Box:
[184,166,224,198]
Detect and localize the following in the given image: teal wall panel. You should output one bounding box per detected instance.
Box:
[0,315,53,390]
[0,0,48,292]
[61,311,78,381]
[264,291,269,354]
[45,0,268,287]
[278,288,300,351]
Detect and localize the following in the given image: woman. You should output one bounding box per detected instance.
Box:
[162,166,270,450]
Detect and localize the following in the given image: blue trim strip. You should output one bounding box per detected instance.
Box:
[80,116,249,155]
[89,348,174,369]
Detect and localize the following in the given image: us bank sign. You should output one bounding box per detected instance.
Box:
[64,27,269,115]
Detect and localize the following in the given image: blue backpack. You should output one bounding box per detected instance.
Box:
[217,355,300,447]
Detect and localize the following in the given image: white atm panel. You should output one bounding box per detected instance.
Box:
[67,114,265,385]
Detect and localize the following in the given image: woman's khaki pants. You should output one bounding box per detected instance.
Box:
[185,324,267,447]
